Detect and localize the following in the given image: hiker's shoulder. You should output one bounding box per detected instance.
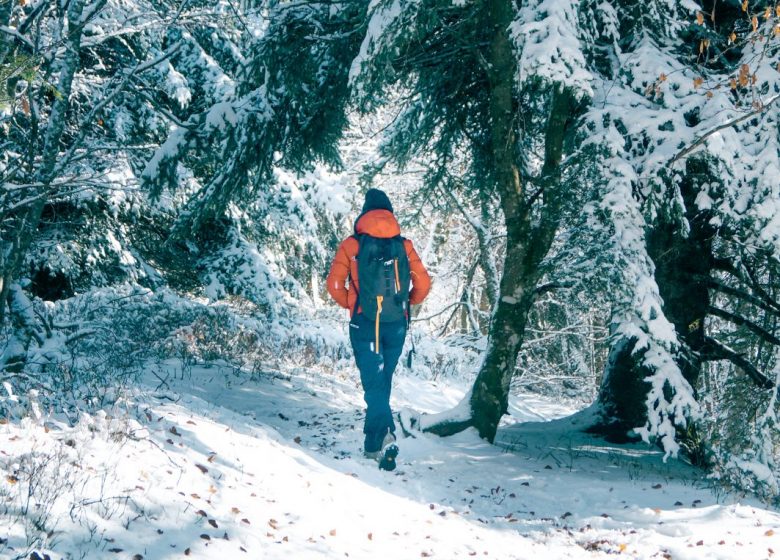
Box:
[339,235,359,255]
[402,237,419,255]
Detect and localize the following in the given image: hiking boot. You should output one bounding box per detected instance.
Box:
[378,431,398,471]
[363,450,381,460]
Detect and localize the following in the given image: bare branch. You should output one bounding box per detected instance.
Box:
[708,305,780,346]
[701,336,774,390]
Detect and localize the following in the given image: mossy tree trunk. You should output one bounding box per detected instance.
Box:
[425,0,578,441]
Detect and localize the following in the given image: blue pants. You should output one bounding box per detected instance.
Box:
[349,315,407,453]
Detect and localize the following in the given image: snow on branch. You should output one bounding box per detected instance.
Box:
[590,158,699,458]
[511,0,592,96]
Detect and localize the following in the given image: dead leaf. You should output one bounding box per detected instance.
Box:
[231,507,241,514]
[241,518,251,525]
[6,475,18,484]
[368,533,373,541]
[200,534,211,540]
[187,420,197,425]
[207,453,217,463]
[108,548,123,553]
[195,510,208,517]
[169,426,181,436]
[184,549,191,556]
[329,529,337,536]
[208,519,218,528]
[269,519,278,530]
[195,464,208,474]
[294,436,302,444]
[766,530,775,537]
[652,484,663,489]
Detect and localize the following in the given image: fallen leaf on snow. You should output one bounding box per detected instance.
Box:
[195,464,208,474]
[208,519,218,528]
[767,530,776,537]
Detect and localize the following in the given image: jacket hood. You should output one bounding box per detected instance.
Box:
[354,209,401,238]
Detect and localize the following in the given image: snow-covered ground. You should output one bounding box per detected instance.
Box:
[2,362,779,559]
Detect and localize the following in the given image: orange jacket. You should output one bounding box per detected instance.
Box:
[326,209,431,316]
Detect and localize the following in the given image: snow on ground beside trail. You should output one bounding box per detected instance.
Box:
[2,362,780,560]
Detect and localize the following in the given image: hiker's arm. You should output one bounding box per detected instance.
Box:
[405,240,431,305]
[326,240,353,309]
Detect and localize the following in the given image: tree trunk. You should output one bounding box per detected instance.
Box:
[423,0,577,442]
[593,158,716,440]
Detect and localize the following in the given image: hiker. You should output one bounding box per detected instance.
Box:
[326,188,431,470]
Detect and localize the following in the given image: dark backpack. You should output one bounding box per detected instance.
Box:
[354,234,411,323]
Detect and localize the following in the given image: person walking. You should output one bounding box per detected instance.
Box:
[326,188,431,470]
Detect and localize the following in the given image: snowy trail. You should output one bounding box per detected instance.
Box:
[2,363,780,559]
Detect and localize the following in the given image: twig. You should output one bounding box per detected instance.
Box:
[670,94,780,165]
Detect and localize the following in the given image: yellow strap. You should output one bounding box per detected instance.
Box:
[375,295,383,353]
[394,259,401,292]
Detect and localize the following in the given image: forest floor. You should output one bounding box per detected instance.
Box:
[2,361,779,560]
